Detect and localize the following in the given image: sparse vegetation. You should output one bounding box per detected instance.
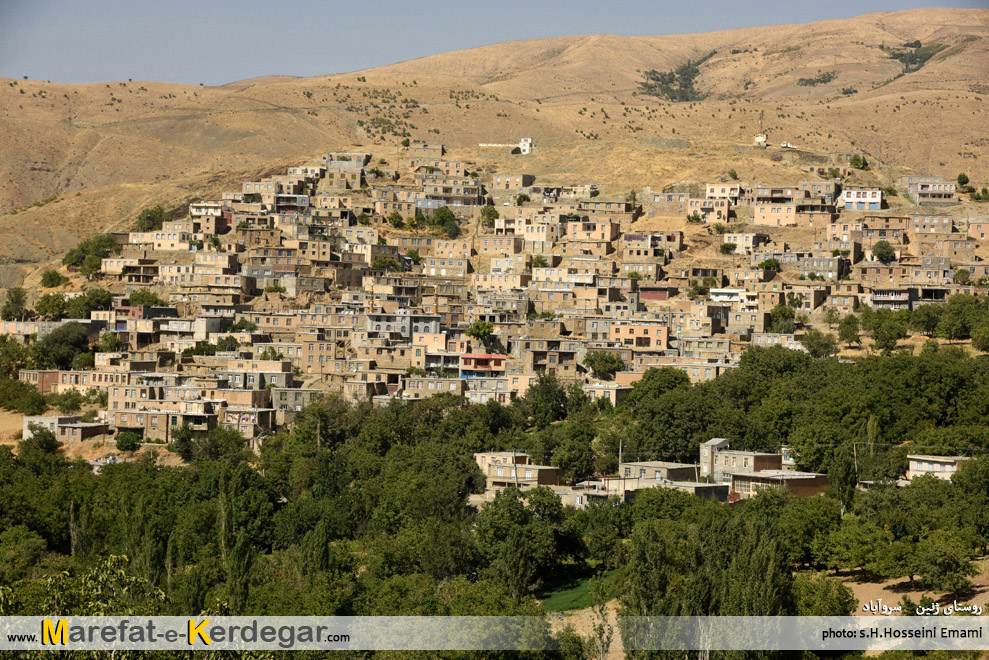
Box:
[639,51,716,102]
[797,70,838,87]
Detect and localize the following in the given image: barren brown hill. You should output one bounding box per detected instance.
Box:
[1,7,987,285]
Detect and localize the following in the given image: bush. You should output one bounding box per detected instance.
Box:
[40,270,69,288]
[759,258,782,272]
[372,258,403,272]
[796,70,837,87]
[481,205,499,226]
[719,243,737,254]
[182,342,218,357]
[229,319,258,333]
[115,431,142,452]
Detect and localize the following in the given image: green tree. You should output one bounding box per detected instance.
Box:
[475,487,575,600]
[0,525,47,585]
[800,328,837,358]
[229,319,258,333]
[758,258,782,272]
[34,293,66,319]
[1,288,28,321]
[524,372,568,429]
[431,206,460,238]
[0,336,30,379]
[936,294,979,342]
[405,249,421,265]
[79,254,103,277]
[624,367,691,414]
[127,288,167,307]
[515,194,530,206]
[953,268,971,285]
[466,320,494,346]
[583,351,625,379]
[792,572,858,615]
[957,173,969,187]
[65,288,112,319]
[719,242,737,254]
[134,205,171,231]
[531,255,549,269]
[480,204,499,226]
[115,431,142,452]
[40,270,68,288]
[871,313,907,354]
[387,211,405,228]
[97,332,122,353]
[872,240,896,265]
[910,304,942,337]
[71,352,95,370]
[63,234,119,269]
[30,322,90,370]
[971,322,989,352]
[769,304,796,333]
[910,530,978,593]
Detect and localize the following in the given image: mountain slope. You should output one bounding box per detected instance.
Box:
[0,7,986,284]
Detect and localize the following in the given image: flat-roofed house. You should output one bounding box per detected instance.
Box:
[906,454,971,481]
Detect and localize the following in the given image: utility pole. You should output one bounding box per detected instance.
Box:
[512,448,519,488]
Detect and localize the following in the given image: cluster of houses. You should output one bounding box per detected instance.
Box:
[471,440,968,508]
[8,140,983,501]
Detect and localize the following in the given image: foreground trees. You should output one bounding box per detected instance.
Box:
[0,348,987,622]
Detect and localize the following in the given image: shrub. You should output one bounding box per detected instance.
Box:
[40,270,69,288]
[116,431,142,452]
[229,319,258,333]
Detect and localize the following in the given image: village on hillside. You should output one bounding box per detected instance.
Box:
[2,136,987,506]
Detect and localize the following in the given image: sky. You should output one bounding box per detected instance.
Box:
[0,0,984,85]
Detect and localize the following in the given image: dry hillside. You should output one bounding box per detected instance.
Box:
[1,7,987,286]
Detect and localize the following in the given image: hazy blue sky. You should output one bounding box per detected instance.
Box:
[0,0,983,85]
